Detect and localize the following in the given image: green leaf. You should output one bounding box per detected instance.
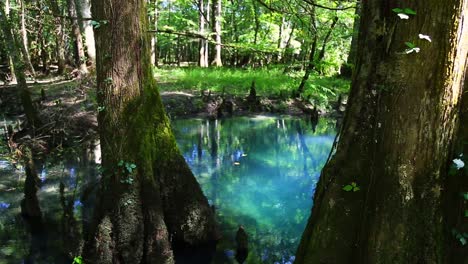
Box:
[405,42,416,49]
[343,185,353,192]
[465,210,468,217]
[73,256,83,264]
[462,192,468,200]
[403,8,417,15]
[118,160,124,166]
[458,235,467,246]
[90,20,101,28]
[392,8,404,13]
[353,186,361,192]
[351,182,357,187]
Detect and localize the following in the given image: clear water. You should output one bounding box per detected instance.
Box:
[172,116,335,263]
[0,116,335,264]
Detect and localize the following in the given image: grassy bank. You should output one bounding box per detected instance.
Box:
[154,67,350,107]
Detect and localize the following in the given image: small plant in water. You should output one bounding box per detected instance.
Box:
[343,182,360,192]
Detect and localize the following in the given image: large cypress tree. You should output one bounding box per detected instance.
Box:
[295,0,468,263]
[83,0,218,262]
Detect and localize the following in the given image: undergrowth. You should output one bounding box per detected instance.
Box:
[154,67,350,107]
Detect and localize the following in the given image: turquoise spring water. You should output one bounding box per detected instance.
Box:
[0,115,335,263]
[172,116,335,263]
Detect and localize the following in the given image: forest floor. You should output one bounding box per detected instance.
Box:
[0,69,348,155]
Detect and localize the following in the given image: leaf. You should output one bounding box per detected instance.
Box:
[403,8,417,15]
[353,186,361,192]
[343,185,353,192]
[462,193,468,200]
[459,236,467,246]
[405,42,416,49]
[90,20,101,28]
[392,8,404,13]
[351,182,357,187]
[73,256,83,264]
[465,210,468,217]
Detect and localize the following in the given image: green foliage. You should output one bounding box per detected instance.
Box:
[343,182,360,192]
[392,8,417,15]
[117,160,137,184]
[452,229,468,246]
[155,67,349,107]
[90,20,108,29]
[405,42,417,49]
[72,256,83,264]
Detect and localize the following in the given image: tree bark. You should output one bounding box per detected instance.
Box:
[48,0,67,74]
[84,0,218,262]
[295,0,468,263]
[198,0,208,67]
[66,0,88,73]
[18,0,36,79]
[75,0,96,64]
[212,0,222,66]
[149,0,159,66]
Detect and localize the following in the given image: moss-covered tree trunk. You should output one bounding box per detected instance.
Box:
[83,0,218,263]
[295,0,468,263]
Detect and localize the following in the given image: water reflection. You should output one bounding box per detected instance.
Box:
[0,141,100,263]
[0,117,334,264]
[172,116,335,263]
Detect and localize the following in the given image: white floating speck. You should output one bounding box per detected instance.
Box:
[397,13,409,19]
[418,34,432,42]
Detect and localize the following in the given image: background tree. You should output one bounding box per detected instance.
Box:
[295,0,468,263]
[0,0,40,128]
[83,0,218,262]
[66,0,87,73]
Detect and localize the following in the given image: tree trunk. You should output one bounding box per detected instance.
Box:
[295,0,468,263]
[212,0,222,66]
[340,2,361,79]
[204,0,210,67]
[48,0,67,74]
[0,1,40,128]
[75,0,96,64]
[198,0,207,67]
[18,0,36,79]
[296,16,338,97]
[84,0,218,262]
[150,0,159,66]
[446,65,468,263]
[66,0,88,73]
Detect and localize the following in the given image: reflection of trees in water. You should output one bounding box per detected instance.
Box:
[174,116,336,263]
[0,143,100,263]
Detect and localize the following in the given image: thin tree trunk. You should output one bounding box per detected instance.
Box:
[212,0,222,66]
[48,0,66,74]
[18,0,36,79]
[0,4,40,128]
[198,0,207,67]
[204,0,210,67]
[295,0,468,263]
[66,0,88,73]
[296,16,338,96]
[84,0,218,262]
[150,0,159,66]
[76,0,96,64]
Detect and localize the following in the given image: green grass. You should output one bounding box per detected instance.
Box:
[154,67,350,107]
